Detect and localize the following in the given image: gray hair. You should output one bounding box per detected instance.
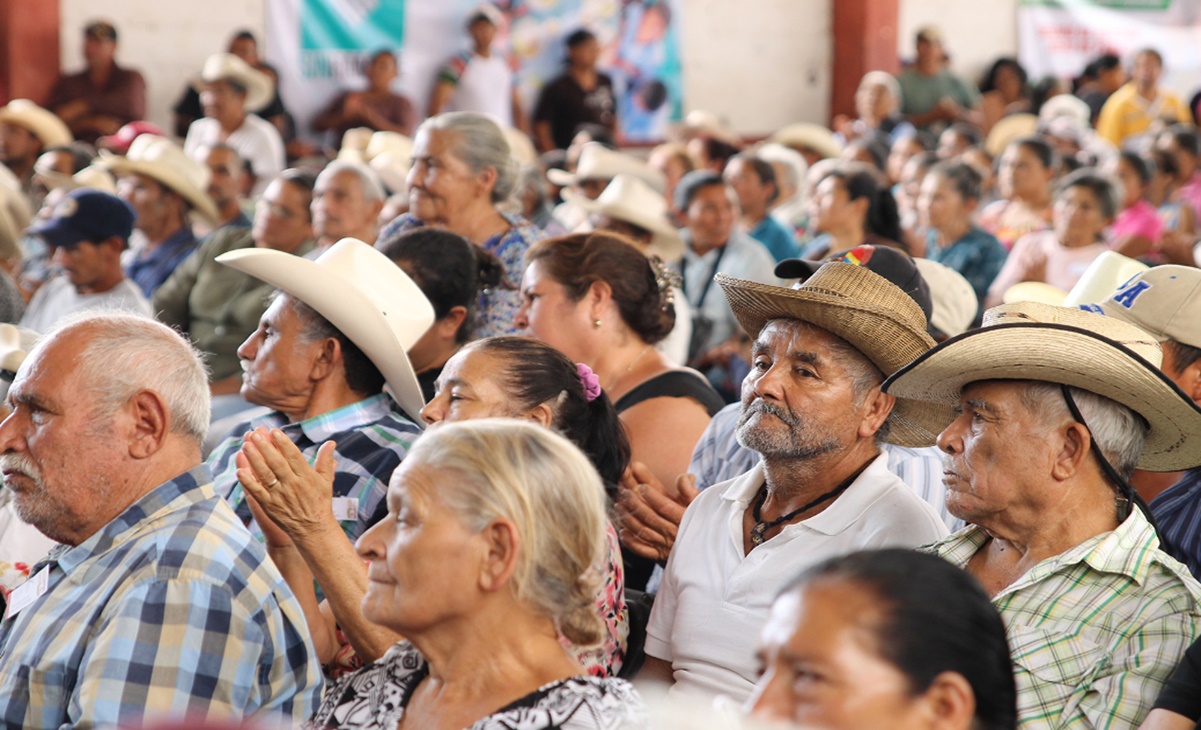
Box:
[418,112,518,203]
[1057,168,1123,221]
[405,418,608,647]
[756,143,808,192]
[45,312,211,444]
[859,70,903,107]
[1019,382,1148,479]
[317,159,386,203]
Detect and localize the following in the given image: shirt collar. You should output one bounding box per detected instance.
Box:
[278,393,396,444]
[136,226,196,263]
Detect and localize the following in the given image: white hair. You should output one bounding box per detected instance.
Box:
[1019,382,1147,478]
[42,312,211,445]
[418,112,518,203]
[318,159,387,203]
[859,70,904,107]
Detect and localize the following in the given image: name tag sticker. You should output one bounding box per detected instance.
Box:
[5,567,49,620]
[332,497,359,522]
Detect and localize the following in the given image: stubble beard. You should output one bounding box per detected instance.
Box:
[735,399,841,461]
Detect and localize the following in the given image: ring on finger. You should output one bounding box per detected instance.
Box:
[264,478,279,488]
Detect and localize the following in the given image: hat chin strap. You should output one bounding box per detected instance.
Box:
[1059,384,1166,544]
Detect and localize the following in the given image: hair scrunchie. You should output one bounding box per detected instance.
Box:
[576,362,602,402]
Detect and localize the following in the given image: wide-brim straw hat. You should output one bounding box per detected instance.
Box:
[882,301,1201,471]
[216,238,435,423]
[97,134,219,223]
[0,100,72,149]
[196,53,274,113]
[985,113,1039,157]
[768,123,844,160]
[548,142,666,193]
[717,262,936,444]
[561,174,684,262]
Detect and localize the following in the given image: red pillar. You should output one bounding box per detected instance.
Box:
[0,0,61,105]
[831,0,899,124]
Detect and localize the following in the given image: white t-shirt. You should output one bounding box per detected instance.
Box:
[448,53,513,125]
[20,277,153,333]
[645,456,949,702]
[184,115,285,197]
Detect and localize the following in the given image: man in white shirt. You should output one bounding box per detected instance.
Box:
[20,188,152,333]
[638,261,948,702]
[427,4,525,131]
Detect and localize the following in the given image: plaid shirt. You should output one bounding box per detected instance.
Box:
[0,467,323,727]
[206,393,421,541]
[927,510,1201,729]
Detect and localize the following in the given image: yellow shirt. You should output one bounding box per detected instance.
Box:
[1096,82,1193,148]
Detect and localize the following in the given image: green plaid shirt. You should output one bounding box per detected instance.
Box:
[927,510,1201,729]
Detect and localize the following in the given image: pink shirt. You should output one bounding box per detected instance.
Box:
[988,230,1108,303]
[1178,173,1201,221]
[1110,199,1165,247]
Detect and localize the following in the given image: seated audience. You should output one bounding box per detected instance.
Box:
[1107,151,1165,261]
[300,420,644,728]
[20,188,152,332]
[514,164,566,236]
[936,122,982,160]
[0,313,321,726]
[987,168,1119,307]
[311,160,385,251]
[532,29,617,152]
[0,100,73,204]
[978,57,1031,135]
[749,549,1017,730]
[378,111,545,338]
[803,162,905,259]
[884,301,1201,728]
[313,49,414,141]
[46,20,145,144]
[757,143,809,239]
[639,262,947,701]
[1076,53,1126,124]
[724,152,800,262]
[978,136,1056,249]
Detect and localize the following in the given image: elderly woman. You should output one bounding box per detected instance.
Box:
[833,71,914,145]
[985,168,1119,307]
[238,336,633,679]
[301,420,645,729]
[377,111,544,337]
[749,549,1017,730]
[978,136,1056,249]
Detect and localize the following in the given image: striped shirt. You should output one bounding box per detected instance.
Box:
[206,393,421,542]
[926,511,1201,729]
[0,467,323,727]
[1151,467,1201,579]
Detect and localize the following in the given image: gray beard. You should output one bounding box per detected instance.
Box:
[735,399,840,461]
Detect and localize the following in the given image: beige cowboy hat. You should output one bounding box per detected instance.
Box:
[882,301,1201,471]
[717,262,937,444]
[1095,265,1201,349]
[216,237,436,423]
[913,258,977,338]
[196,53,274,113]
[0,100,72,149]
[1003,280,1067,306]
[768,123,844,160]
[562,174,684,262]
[676,109,741,147]
[97,134,219,223]
[34,154,117,194]
[985,113,1039,157]
[548,142,667,193]
[339,130,415,194]
[504,127,538,166]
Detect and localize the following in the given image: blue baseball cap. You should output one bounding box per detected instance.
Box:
[30,188,135,249]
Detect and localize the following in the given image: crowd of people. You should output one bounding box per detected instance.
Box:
[4,8,1201,730]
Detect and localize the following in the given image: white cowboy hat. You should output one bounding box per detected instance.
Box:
[562,174,684,262]
[768,123,844,160]
[676,109,741,147]
[215,238,436,423]
[913,258,977,337]
[548,142,667,193]
[1039,94,1091,130]
[338,131,415,194]
[34,155,117,194]
[883,300,1201,471]
[196,53,274,113]
[0,100,72,149]
[97,134,219,223]
[1063,250,1149,307]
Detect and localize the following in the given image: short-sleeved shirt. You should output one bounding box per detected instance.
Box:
[437,51,514,124]
[0,467,323,727]
[533,72,616,150]
[19,276,152,333]
[748,216,800,263]
[126,225,198,297]
[645,457,948,701]
[1096,83,1193,150]
[1111,199,1165,248]
[896,69,981,123]
[987,229,1108,302]
[925,512,1201,728]
[924,225,1007,308]
[184,115,285,197]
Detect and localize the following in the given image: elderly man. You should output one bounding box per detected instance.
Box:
[0,100,73,203]
[183,53,284,197]
[20,188,151,333]
[311,160,386,252]
[882,301,1201,728]
[45,20,146,143]
[638,262,948,701]
[102,134,219,297]
[0,313,321,726]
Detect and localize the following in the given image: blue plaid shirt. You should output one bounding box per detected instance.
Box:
[0,466,323,727]
[206,393,421,542]
[1152,468,1201,579]
[126,225,199,297]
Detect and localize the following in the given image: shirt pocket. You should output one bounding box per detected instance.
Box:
[1007,624,1107,724]
[9,665,78,727]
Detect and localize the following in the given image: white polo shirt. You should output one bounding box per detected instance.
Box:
[644,454,948,701]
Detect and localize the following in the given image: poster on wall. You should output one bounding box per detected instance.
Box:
[265,0,685,147]
[1016,0,1201,98]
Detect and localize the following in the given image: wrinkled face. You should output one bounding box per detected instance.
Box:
[117,172,176,233]
[724,158,771,212]
[204,146,244,207]
[1053,184,1109,246]
[0,332,123,546]
[356,459,487,634]
[366,52,398,89]
[407,129,487,226]
[749,582,933,730]
[420,347,521,426]
[917,172,969,232]
[683,183,737,250]
[997,143,1049,201]
[313,169,377,241]
[200,79,246,120]
[0,122,41,166]
[514,259,591,361]
[254,178,313,251]
[736,320,874,460]
[236,297,323,409]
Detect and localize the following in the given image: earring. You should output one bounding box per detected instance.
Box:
[593,319,602,329]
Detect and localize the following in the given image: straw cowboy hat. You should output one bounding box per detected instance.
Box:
[677,109,741,147]
[768,123,844,160]
[985,113,1038,157]
[913,258,977,338]
[216,237,436,423]
[717,262,937,444]
[34,154,117,194]
[196,53,274,113]
[98,134,219,222]
[548,142,667,193]
[0,100,72,149]
[562,174,684,262]
[882,301,1201,471]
